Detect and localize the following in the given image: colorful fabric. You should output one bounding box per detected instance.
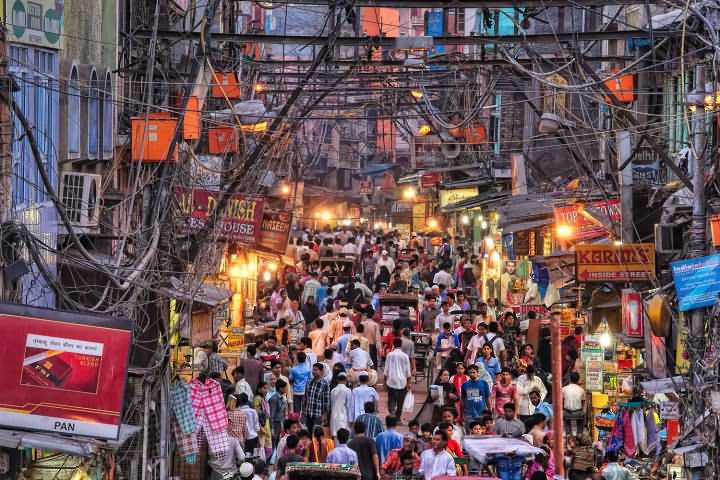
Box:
[382,449,420,473]
[196,408,230,459]
[172,417,199,464]
[189,378,228,432]
[228,409,247,443]
[303,377,330,419]
[170,380,196,434]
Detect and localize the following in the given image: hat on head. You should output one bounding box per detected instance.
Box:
[239,462,255,478]
[200,340,214,348]
[337,372,348,380]
[382,250,389,255]
[359,373,369,381]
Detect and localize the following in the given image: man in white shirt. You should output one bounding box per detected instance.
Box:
[384,337,412,419]
[348,339,373,370]
[302,272,321,304]
[419,431,456,480]
[562,371,586,435]
[434,300,455,332]
[375,250,396,278]
[350,373,380,421]
[515,364,547,418]
[432,267,453,289]
[342,238,358,256]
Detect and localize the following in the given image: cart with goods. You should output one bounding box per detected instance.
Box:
[286,462,361,480]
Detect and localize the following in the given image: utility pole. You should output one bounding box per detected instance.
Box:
[689,63,706,339]
[616,129,633,241]
[0,23,10,223]
[550,310,565,478]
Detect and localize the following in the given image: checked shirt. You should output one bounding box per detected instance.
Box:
[170,380,196,434]
[189,378,228,432]
[303,377,330,419]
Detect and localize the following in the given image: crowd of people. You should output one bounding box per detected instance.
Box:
[193,226,640,480]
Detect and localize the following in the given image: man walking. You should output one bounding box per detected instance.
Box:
[384,337,412,419]
[327,428,359,464]
[418,431,456,480]
[302,363,330,432]
[350,373,379,422]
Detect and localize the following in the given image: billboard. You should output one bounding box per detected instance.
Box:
[0,304,131,439]
[575,243,655,282]
[176,188,264,245]
[554,199,621,241]
[671,254,720,311]
[257,209,292,254]
[438,187,478,208]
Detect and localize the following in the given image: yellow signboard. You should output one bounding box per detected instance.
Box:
[438,187,478,208]
[575,243,656,282]
[412,202,427,232]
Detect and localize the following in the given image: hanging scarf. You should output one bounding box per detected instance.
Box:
[623,410,636,458]
[645,409,659,455]
[632,410,648,455]
[606,409,625,455]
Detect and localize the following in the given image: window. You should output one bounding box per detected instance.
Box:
[68,66,80,157]
[101,72,114,158]
[9,45,59,206]
[87,70,99,158]
[488,94,502,155]
[27,2,42,30]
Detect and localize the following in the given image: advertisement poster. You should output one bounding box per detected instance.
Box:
[621,289,644,337]
[585,359,604,391]
[671,254,720,311]
[438,187,478,208]
[575,243,655,282]
[0,304,131,439]
[175,188,264,245]
[554,199,621,241]
[257,209,292,254]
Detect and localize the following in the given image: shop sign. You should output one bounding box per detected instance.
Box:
[0,304,131,440]
[438,187,478,208]
[581,342,604,362]
[621,289,644,337]
[671,254,720,311]
[585,359,604,391]
[575,243,655,282]
[640,376,686,395]
[176,188,264,245]
[553,199,621,241]
[421,172,441,188]
[257,209,292,254]
[512,305,548,318]
[412,202,427,232]
[659,401,680,420]
[226,327,245,350]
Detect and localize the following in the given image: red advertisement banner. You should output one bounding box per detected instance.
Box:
[176,188,264,245]
[553,199,621,241]
[621,289,644,337]
[0,304,131,439]
[257,209,293,254]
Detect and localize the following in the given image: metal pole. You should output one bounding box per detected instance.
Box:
[141,380,150,480]
[616,129,633,242]
[690,63,707,339]
[551,311,565,478]
[159,370,169,480]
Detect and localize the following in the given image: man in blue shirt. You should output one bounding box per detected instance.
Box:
[289,351,311,413]
[461,364,491,430]
[530,389,553,422]
[375,416,403,464]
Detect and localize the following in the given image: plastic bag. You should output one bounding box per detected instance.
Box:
[403,391,415,412]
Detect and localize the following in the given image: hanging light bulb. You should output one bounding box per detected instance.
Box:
[461,214,470,225]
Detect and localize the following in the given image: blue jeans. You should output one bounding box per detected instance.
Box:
[495,455,524,480]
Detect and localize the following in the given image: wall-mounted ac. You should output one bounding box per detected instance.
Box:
[60,172,101,228]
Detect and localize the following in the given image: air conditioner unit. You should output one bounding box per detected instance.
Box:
[655,223,682,253]
[60,172,101,228]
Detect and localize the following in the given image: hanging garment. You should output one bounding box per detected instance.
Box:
[172,417,199,464]
[631,409,648,455]
[645,409,659,455]
[189,378,229,432]
[170,380,196,434]
[607,409,625,455]
[622,410,636,458]
[196,408,230,459]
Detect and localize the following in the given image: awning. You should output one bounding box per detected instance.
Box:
[161,276,231,307]
[500,217,554,234]
[357,163,395,177]
[0,424,141,457]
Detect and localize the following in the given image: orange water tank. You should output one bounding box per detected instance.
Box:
[604,71,635,103]
[208,127,239,154]
[183,96,201,140]
[131,112,178,162]
[211,72,242,99]
[464,123,487,144]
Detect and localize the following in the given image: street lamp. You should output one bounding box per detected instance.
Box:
[480,220,488,229]
[320,210,332,222]
[410,90,424,100]
[254,82,267,94]
[461,214,470,225]
[403,187,417,200]
[418,124,432,136]
[484,236,495,250]
[556,224,574,239]
[280,183,291,196]
[427,218,439,230]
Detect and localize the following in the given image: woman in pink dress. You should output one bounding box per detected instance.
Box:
[449,362,469,421]
[491,368,519,417]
